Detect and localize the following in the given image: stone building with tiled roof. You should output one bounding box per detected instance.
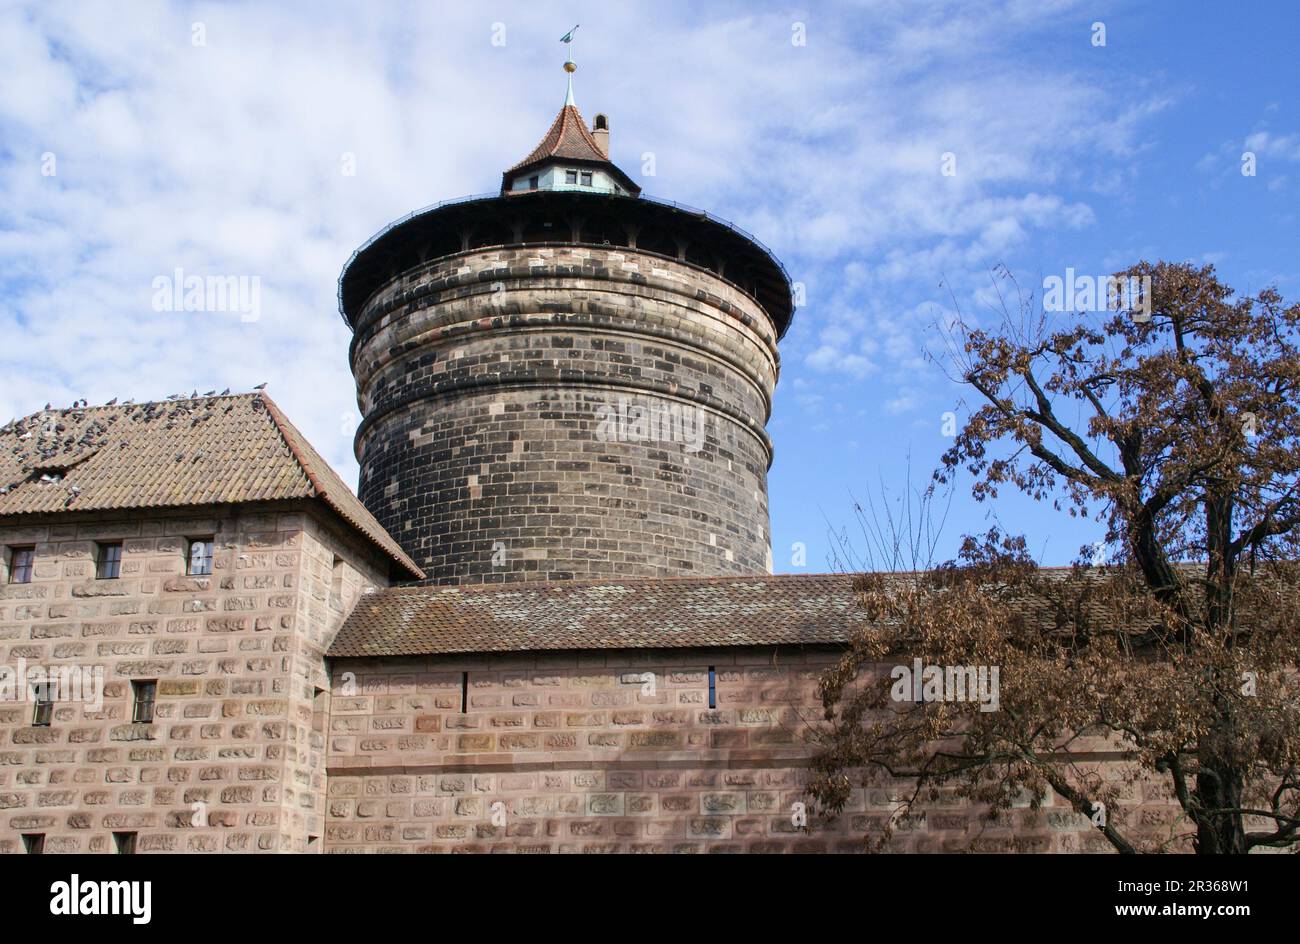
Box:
[0,393,421,582]
[0,60,1176,855]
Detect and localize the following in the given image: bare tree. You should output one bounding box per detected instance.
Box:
[808,262,1300,853]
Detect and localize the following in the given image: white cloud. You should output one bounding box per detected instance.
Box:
[0,0,1173,490]
[1244,131,1300,160]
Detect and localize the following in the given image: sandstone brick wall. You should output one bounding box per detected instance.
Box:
[277,508,390,851]
[0,502,389,854]
[349,245,781,584]
[324,647,1186,853]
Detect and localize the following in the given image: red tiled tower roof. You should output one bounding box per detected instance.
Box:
[502,103,641,196]
[508,104,609,171]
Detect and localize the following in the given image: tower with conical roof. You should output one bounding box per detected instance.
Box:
[339,44,794,584]
[500,65,639,198]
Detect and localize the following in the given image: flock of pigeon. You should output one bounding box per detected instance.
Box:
[0,386,269,506]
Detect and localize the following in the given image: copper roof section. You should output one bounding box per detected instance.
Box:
[502,104,641,195]
[0,393,423,580]
[328,574,865,656]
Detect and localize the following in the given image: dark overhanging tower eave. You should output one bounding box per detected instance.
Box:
[338,191,796,340]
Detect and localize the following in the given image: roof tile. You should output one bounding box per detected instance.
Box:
[328,573,865,656]
[0,393,423,579]
[508,104,610,171]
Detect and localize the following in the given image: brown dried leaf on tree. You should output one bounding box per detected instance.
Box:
[809,262,1300,853]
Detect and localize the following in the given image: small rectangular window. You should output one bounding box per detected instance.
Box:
[187,537,213,575]
[565,169,578,185]
[32,685,53,727]
[132,680,157,724]
[22,834,44,855]
[580,171,593,187]
[113,831,136,854]
[8,546,35,584]
[708,666,717,709]
[95,541,122,580]
[529,175,539,190]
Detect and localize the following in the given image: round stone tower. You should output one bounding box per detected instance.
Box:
[338,65,794,585]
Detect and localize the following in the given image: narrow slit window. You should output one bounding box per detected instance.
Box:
[461,671,468,714]
[95,541,122,580]
[708,666,717,709]
[22,833,44,854]
[131,679,156,724]
[187,538,213,576]
[331,555,344,601]
[32,684,53,727]
[8,546,34,584]
[113,831,136,855]
[312,687,327,734]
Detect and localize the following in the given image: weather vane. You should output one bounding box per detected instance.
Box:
[560,24,579,105]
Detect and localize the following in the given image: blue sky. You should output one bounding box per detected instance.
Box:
[2,1,1297,574]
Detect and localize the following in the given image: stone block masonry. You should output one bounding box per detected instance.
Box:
[0,502,390,853]
[350,245,781,584]
[325,647,1186,853]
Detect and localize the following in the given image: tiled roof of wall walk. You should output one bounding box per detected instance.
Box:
[0,392,423,580]
[328,573,869,657]
[328,564,1291,658]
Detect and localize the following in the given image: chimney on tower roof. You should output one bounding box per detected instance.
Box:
[592,113,609,158]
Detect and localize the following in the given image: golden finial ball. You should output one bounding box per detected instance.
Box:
[564,61,577,73]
